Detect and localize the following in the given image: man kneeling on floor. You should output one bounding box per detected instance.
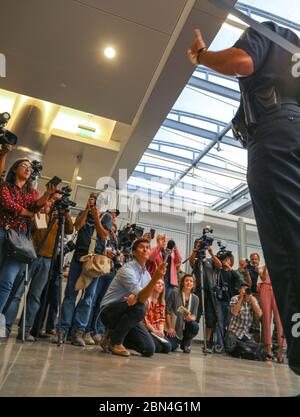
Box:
[99,238,167,357]
[225,282,267,361]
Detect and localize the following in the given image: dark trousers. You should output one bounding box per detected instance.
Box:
[150,333,172,354]
[101,301,155,357]
[247,105,300,374]
[167,321,199,351]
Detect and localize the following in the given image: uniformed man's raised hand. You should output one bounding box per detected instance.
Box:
[188,28,206,65]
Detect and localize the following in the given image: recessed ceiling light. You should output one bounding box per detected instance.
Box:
[77,176,82,181]
[104,47,116,59]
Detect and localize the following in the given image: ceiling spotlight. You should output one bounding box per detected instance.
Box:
[76,176,82,181]
[104,47,116,59]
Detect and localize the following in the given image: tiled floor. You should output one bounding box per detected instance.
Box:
[0,337,299,397]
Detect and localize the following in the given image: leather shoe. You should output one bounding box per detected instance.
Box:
[110,344,130,357]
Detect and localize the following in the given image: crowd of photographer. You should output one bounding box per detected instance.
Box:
[0,142,285,365]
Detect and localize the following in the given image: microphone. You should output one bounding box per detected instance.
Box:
[163,240,175,262]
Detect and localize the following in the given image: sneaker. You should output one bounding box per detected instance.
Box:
[110,344,130,357]
[17,329,35,342]
[71,330,86,347]
[50,331,66,344]
[214,345,225,354]
[84,332,95,346]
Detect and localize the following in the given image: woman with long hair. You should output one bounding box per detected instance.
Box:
[0,158,56,313]
[166,274,199,353]
[144,278,171,353]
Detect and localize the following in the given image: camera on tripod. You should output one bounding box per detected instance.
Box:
[216,241,232,261]
[196,226,214,253]
[0,112,18,146]
[54,186,76,211]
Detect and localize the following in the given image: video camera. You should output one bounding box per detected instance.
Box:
[54,186,76,211]
[195,226,214,254]
[117,223,144,263]
[216,241,232,261]
[118,223,144,250]
[0,112,18,146]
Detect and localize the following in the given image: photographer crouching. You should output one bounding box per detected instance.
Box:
[189,228,222,351]
[0,158,57,314]
[225,283,267,361]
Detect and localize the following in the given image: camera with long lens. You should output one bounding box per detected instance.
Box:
[54,186,76,211]
[63,240,76,256]
[30,160,43,181]
[216,240,232,261]
[111,250,123,270]
[0,112,18,146]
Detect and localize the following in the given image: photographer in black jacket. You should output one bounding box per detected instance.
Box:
[189,239,222,350]
[214,248,240,352]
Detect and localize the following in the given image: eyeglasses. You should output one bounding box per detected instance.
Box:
[19,163,33,172]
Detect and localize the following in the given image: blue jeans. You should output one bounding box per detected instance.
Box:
[0,230,25,314]
[20,257,51,330]
[87,269,116,335]
[215,300,231,347]
[5,257,51,329]
[0,229,6,271]
[46,271,60,332]
[60,257,98,334]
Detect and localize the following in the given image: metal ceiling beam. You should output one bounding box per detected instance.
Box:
[130,171,231,199]
[144,150,246,181]
[163,118,242,148]
[162,123,232,197]
[237,2,300,33]
[212,184,250,212]
[152,138,246,172]
[126,185,211,208]
[188,75,240,101]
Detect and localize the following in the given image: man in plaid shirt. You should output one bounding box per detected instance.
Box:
[225,283,265,360]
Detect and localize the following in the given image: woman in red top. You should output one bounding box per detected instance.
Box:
[0,158,56,313]
[145,279,171,353]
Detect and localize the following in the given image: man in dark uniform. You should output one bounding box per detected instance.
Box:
[188,22,300,375]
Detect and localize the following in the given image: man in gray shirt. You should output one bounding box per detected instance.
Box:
[100,238,166,357]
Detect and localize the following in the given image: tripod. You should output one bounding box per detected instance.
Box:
[34,207,66,346]
[190,251,226,354]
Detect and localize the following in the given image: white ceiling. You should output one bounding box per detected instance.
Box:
[0,0,235,190]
